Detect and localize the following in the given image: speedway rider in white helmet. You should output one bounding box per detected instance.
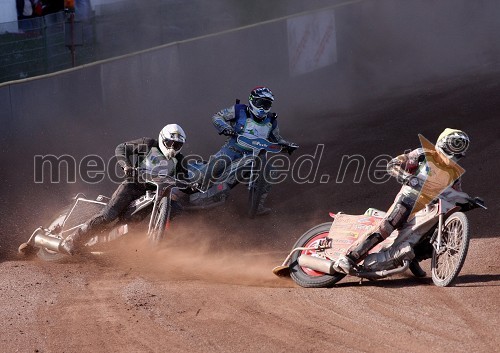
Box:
[207,86,298,216]
[61,124,188,255]
[333,128,470,275]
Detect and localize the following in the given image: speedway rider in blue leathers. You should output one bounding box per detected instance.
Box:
[205,87,298,216]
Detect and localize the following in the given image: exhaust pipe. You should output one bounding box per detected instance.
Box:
[298,255,336,275]
[34,233,63,253]
[357,260,410,279]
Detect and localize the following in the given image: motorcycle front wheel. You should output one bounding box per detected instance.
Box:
[431,212,470,287]
[247,153,269,219]
[289,222,345,288]
[148,197,171,246]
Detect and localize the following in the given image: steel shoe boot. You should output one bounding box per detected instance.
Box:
[59,228,87,255]
[333,255,355,274]
[255,191,271,216]
[256,206,272,216]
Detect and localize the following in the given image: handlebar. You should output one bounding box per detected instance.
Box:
[235,134,299,155]
[173,179,204,192]
[456,196,487,212]
[469,196,487,210]
[135,168,201,191]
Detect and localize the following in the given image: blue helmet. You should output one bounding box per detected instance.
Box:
[248,86,274,120]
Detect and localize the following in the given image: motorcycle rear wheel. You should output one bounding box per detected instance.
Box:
[289,222,345,288]
[148,197,170,246]
[431,212,470,287]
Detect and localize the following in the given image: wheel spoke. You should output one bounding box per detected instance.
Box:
[437,246,459,279]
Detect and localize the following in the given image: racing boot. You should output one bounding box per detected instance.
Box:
[255,192,271,216]
[59,225,90,255]
[409,259,427,278]
[333,232,384,274]
[256,206,272,216]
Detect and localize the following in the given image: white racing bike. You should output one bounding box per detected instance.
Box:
[273,186,486,287]
[19,148,198,261]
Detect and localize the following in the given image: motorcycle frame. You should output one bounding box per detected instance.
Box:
[145,181,172,235]
[187,134,283,207]
[25,174,179,253]
[235,134,282,191]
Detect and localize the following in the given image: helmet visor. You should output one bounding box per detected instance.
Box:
[251,98,272,110]
[442,133,469,158]
[163,139,184,151]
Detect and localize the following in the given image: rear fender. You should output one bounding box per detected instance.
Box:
[325,213,383,260]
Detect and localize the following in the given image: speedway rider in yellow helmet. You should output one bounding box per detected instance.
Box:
[333,128,470,274]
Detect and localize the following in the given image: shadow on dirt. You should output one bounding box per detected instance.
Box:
[333,272,500,289]
[334,275,432,288]
[454,274,500,287]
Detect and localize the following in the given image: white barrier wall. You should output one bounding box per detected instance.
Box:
[0,0,19,33]
[287,9,338,76]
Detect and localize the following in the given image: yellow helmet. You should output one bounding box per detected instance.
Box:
[436,128,469,159]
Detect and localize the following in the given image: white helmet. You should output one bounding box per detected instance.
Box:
[159,124,186,159]
[436,128,469,160]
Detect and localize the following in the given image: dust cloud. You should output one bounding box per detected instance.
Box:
[89,218,294,288]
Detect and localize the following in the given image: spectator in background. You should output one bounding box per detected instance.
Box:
[43,0,64,16]
[17,0,39,31]
[17,0,32,19]
[32,0,43,16]
[17,0,44,19]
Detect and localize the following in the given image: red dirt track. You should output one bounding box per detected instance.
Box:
[1,74,499,352]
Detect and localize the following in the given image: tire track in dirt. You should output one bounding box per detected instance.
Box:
[35,266,205,353]
[430,289,498,353]
[427,238,500,353]
[1,238,498,353]
[293,281,464,353]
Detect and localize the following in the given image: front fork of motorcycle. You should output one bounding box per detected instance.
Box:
[432,199,445,254]
[247,151,259,191]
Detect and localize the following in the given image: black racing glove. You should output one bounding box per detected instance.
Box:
[123,166,135,179]
[220,127,237,137]
[175,180,199,191]
[283,142,299,155]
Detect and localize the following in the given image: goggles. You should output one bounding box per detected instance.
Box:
[163,139,184,151]
[440,135,469,157]
[252,98,272,110]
